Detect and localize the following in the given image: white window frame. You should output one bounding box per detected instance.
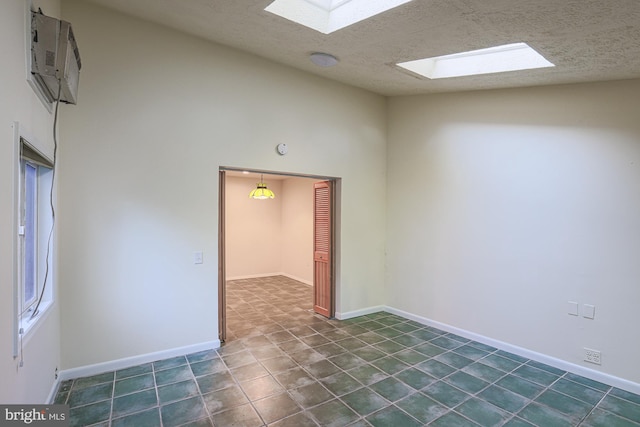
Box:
[12,122,55,357]
[22,160,40,313]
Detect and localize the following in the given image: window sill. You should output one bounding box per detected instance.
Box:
[20,301,54,342]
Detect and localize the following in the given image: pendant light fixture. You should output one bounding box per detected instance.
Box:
[249,174,275,199]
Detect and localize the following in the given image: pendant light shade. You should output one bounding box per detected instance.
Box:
[249,174,275,199]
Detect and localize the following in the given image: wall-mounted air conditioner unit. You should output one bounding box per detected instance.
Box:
[30,10,81,105]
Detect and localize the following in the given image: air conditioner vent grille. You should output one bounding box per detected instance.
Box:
[45,50,55,67]
[30,11,81,105]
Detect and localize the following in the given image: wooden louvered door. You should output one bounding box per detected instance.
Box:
[313,181,334,318]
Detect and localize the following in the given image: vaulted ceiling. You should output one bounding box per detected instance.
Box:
[84,0,640,96]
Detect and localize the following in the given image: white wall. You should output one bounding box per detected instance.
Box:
[226,175,316,284]
[387,80,640,384]
[57,0,387,369]
[0,0,63,403]
[281,177,316,284]
[226,176,283,279]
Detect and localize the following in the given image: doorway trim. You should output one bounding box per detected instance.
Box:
[218,170,227,342]
[218,166,340,343]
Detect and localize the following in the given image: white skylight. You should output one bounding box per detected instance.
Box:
[265,0,413,34]
[397,43,555,79]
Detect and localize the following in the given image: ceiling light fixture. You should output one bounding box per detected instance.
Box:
[310,52,339,67]
[397,42,555,79]
[249,174,275,199]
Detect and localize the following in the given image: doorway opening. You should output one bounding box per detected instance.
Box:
[218,167,340,343]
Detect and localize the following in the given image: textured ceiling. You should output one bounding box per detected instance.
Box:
[83,0,640,96]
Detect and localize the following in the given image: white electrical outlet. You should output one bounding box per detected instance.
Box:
[584,348,601,365]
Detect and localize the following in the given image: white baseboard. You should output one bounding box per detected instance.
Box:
[336,305,385,320]
[46,377,61,404]
[384,305,640,396]
[226,273,283,281]
[280,273,313,287]
[226,272,312,286]
[57,340,220,384]
[51,306,640,401]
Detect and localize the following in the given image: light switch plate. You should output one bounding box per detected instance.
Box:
[568,301,579,316]
[194,251,203,264]
[583,304,595,319]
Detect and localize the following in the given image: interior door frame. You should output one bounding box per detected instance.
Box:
[313,180,335,318]
[218,170,227,342]
[218,167,340,343]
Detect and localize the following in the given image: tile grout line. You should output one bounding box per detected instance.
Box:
[577,384,612,427]
[109,372,115,427]
[187,353,217,427]
[154,360,165,427]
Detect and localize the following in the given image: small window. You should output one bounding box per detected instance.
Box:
[18,140,54,335]
[23,162,39,311]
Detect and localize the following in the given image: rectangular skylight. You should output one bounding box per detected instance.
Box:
[397,43,555,79]
[265,0,412,34]
[305,0,352,11]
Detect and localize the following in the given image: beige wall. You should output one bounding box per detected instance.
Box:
[386,80,640,384]
[225,175,316,284]
[0,0,63,403]
[226,176,284,279]
[281,177,316,284]
[57,0,387,370]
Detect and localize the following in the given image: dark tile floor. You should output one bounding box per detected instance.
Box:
[54,276,640,426]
